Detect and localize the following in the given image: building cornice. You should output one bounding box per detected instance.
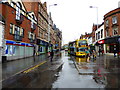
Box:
[104,8,120,20]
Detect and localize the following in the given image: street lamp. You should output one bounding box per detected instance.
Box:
[89,6,99,55]
[89,6,98,30]
[48,4,57,52]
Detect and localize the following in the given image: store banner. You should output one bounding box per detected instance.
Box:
[6,40,34,47]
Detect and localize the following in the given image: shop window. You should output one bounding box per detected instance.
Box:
[40,47,42,52]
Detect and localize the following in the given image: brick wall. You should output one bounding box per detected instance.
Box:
[104,8,120,37]
[1,3,37,43]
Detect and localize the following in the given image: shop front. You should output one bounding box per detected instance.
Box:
[37,39,49,55]
[4,40,34,61]
[95,40,105,54]
[104,36,120,54]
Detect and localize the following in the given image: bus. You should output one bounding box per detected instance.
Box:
[75,39,89,57]
[68,41,76,56]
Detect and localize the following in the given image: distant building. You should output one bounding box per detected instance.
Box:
[94,22,106,53]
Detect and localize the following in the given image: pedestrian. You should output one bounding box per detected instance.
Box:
[50,50,54,62]
[85,49,90,62]
[113,45,117,57]
[101,48,104,55]
[92,50,97,59]
[48,51,50,57]
[98,47,101,56]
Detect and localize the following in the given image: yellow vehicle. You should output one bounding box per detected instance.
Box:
[75,39,89,57]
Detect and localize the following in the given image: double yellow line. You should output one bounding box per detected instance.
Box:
[23,61,47,73]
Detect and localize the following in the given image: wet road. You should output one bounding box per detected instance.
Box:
[52,51,120,88]
[52,52,105,88]
[2,50,120,88]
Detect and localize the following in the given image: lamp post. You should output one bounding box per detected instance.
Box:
[48,4,57,52]
[90,6,100,55]
[89,6,98,30]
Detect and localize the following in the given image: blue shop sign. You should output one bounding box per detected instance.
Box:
[6,40,34,47]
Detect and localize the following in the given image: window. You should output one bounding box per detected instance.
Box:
[10,23,13,34]
[112,16,117,24]
[16,3,21,20]
[101,29,103,38]
[20,28,24,37]
[106,20,109,27]
[106,30,109,37]
[113,27,118,36]
[96,33,98,40]
[98,32,100,39]
[28,32,35,40]
[28,32,31,39]
[14,26,20,40]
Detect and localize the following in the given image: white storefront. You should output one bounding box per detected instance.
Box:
[95,24,106,54]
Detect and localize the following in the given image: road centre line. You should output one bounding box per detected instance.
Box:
[23,61,47,73]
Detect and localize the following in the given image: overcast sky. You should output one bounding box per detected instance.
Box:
[41,0,120,45]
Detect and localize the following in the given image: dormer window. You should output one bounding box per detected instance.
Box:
[16,3,21,20]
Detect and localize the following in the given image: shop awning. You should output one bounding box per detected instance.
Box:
[104,36,120,44]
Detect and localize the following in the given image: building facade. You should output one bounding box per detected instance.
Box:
[104,7,120,54]
[94,23,106,54]
[24,1,49,55]
[0,0,37,61]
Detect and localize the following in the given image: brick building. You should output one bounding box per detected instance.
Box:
[104,7,120,54]
[23,1,49,55]
[0,0,37,61]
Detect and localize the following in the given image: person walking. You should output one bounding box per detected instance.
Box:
[85,49,90,62]
[92,50,97,59]
[113,45,117,57]
[50,50,54,62]
[98,47,101,56]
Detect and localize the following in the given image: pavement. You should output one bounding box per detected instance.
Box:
[74,53,120,74]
